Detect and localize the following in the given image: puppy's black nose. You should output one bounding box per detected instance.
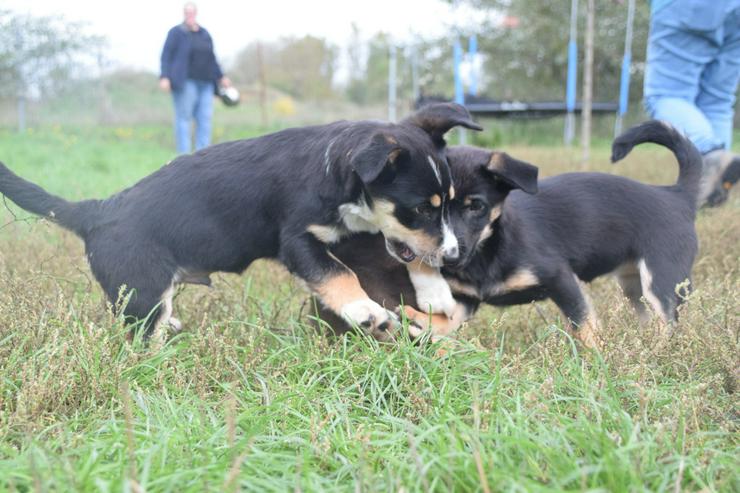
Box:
[443,246,459,263]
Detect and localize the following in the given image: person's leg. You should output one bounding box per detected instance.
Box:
[643,2,725,154]
[696,8,740,206]
[193,81,214,151]
[172,80,197,154]
[696,8,740,150]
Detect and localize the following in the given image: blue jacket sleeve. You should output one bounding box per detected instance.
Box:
[203,29,224,81]
[160,28,177,79]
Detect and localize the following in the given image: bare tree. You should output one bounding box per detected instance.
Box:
[0,10,101,131]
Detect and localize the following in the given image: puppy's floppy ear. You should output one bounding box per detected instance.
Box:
[483,151,539,194]
[351,133,404,184]
[403,102,483,143]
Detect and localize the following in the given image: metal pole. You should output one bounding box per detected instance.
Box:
[614,0,635,137]
[453,39,466,144]
[388,44,397,122]
[257,42,268,128]
[14,23,26,133]
[97,44,113,124]
[17,96,26,134]
[468,35,478,97]
[564,0,579,146]
[410,44,420,107]
[581,0,594,168]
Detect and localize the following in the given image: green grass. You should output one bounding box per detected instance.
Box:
[0,125,738,492]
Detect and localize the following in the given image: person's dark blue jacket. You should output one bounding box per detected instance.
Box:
[160,24,223,92]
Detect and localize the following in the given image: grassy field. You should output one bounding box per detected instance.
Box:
[0,123,738,492]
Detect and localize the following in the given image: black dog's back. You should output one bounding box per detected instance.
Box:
[505,171,696,282]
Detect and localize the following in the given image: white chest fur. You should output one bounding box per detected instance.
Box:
[338,199,380,234]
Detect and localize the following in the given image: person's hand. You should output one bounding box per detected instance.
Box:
[219,76,232,88]
[159,78,171,92]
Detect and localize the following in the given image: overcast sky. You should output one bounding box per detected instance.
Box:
[5,0,485,78]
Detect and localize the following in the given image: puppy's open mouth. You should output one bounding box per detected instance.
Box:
[385,239,417,263]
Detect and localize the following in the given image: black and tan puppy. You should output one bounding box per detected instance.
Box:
[316,121,701,348]
[0,103,481,337]
[312,147,539,338]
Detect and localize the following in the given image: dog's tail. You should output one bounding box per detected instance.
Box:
[0,161,98,237]
[611,120,702,205]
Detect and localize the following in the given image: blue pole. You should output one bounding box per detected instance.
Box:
[564,0,579,145]
[468,35,478,96]
[618,53,631,117]
[454,39,464,105]
[566,39,578,113]
[615,0,635,136]
[453,39,466,143]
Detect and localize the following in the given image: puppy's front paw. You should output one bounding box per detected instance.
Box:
[401,305,465,340]
[414,281,457,316]
[421,292,456,317]
[408,264,457,317]
[340,299,399,337]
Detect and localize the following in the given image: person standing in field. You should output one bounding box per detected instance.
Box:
[644,0,740,207]
[159,2,231,154]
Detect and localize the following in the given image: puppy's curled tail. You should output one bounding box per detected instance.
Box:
[611,120,702,206]
[0,161,98,237]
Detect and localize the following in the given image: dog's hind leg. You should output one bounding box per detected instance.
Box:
[637,257,692,337]
[118,279,177,340]
[636,259,674,324]
[89,241,178,340]
[615,262,651,324]
[548,272,602,349]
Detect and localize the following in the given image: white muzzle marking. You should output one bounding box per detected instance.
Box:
[441,220,459,260]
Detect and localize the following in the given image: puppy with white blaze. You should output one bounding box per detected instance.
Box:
[0,103,481,339]
[316,120,702,349]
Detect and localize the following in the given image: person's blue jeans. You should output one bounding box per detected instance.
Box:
[172,79,215,154]
[644,0,740,154]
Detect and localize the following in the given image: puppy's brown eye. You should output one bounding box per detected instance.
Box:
[415,203,434,217]
[465,199,486,213]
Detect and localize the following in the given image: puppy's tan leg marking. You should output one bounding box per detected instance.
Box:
[313,270,394,333]
[486,267,539,297]
[447,278,480,299]
[313,271,369,315]
[307,224,344,244]
[567,276,603,350]
[505,269,539,290]
[566,315,601,349]
[572,313,601,350]
[403,306,450,339]
[402,302,467,338]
